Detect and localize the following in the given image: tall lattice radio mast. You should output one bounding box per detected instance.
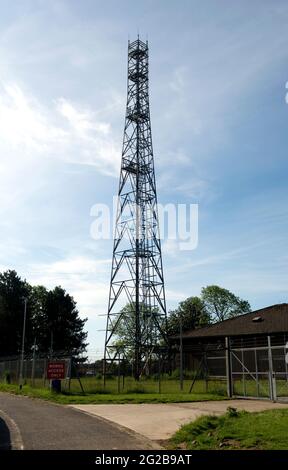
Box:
[104,38,167,379]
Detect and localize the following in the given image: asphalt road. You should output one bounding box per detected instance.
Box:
[0,393,155,450]
[0,415,11,450]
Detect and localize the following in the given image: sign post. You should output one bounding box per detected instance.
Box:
[47,361,65,393]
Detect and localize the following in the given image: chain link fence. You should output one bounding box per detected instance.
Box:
[0,354,227,396]
[0,355,72,390]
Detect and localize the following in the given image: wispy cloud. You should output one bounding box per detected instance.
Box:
[0,83,67,152]
[0,82,120,176]
[55,97,120,175]
[56,98,111,136]
[24,255,111,319]
[168,246,251,275]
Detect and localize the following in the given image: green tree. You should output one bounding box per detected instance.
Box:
[0,270,31,356]
[0,270,88,358]
[201,285,251,322]
[38,286,88,358]
[111,302,165,360]
[29,285,49,352]
[167,296,211,336]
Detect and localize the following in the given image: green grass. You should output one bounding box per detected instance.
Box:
[0,382,227,405]
[169,408,288,450]
[7,375,226,396]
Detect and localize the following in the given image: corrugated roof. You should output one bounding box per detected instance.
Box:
[179,304,288,339]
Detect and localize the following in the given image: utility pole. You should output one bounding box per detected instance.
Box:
[50,330,53,358]
[179,314,184,391]
[19,298,27,389]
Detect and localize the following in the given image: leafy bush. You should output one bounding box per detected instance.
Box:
[226,406,239,418]
[4,371,11,384]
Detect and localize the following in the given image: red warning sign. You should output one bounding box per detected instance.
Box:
[47,361,66,380]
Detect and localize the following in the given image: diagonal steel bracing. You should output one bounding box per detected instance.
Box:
[104,39,168,380]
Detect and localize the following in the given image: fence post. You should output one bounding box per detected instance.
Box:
[19,298,27,389]
[31,339,36,387]
[117,353,121,394]
[158,354,162,394]
[179,315,183,391]
[68,356,72,392]
[43,358,47,387]
[122,360,125,391]
[225,337,232,398]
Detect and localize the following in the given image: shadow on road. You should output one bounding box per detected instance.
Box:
[0,417,11,450]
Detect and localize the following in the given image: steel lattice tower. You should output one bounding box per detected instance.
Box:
[104,38,168,380]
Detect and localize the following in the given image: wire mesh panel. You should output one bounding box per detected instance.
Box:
[0,356,72,387]
[206,350,226,377]
[229,337,288,401]
[272,345,288,401]
[230,347,270,399]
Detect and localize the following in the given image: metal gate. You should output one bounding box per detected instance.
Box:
[272,341,288,401]
[230,335,288,402]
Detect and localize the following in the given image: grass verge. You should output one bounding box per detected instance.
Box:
[0,383,226,405]
[168,407,288,450]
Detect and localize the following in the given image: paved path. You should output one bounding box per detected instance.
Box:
[0,393,157,450]
[71,400,288,442]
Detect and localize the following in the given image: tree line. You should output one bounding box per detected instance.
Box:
[0,269,251,359]
[0,270,88,358]
[167,285,251,336]
[113,285,251,353]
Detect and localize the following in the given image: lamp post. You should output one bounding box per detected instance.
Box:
[19,298,27,389]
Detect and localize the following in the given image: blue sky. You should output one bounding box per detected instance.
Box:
[0,0,288,359]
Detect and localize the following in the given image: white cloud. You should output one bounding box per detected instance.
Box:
[165,288,187,303]
[157,169,211,201]
[26,255,111,319]
[0,253,111,356]
[33,255,111,276]
[162,239,179,258]
[56,98,110,136]
[174,179,211,200]
[0,82,67,153]
[55,97,120,175]
[0,252,112,357]
[169,66,187,94]
[0,82,121,177]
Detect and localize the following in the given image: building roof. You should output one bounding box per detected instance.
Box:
[180,304,288,339]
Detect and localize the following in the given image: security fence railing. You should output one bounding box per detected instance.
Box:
[0,354,227,396]
[203,334,288,402]
[2,336,286,400]
[0,354,72,389]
